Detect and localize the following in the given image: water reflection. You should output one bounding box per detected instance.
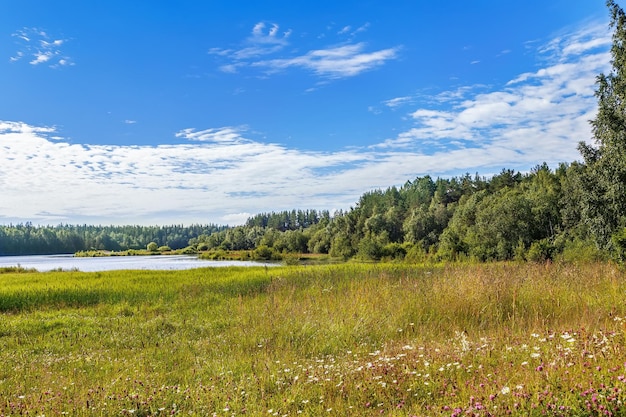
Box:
[0,254,274,272]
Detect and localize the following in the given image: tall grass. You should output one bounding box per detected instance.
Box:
[0,262,625,415]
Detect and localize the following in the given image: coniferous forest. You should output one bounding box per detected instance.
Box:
[3,1,626,263]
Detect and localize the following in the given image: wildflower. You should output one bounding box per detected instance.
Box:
[501,386,511,395]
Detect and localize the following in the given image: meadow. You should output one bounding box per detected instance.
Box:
[0,262,625,416]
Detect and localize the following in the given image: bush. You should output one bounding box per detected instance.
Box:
[612,228,626,262]
[558,239,608,263]
[405,244,428,263]
[357,236,383,261]
[526,239,555,263]
[381,242,406,260]
[179,246,197,255]
[252,245,282,261]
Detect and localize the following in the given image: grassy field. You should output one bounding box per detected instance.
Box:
[1,262,625,416]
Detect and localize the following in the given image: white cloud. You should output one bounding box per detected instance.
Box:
[377,20,612,172]
[250,22,291,44]
[254,43,399,78]
[175,127,247,144]
[9,27,74,68]
[0,122,376,225]
[383,96,413,109]
[208,21,291,63]
[338,26,351,35]
[209,22,398,79]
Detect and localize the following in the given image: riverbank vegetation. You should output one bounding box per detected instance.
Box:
[1,262,625,415]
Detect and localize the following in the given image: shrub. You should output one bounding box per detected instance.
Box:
[526,239,555,262]
[558,239,608,263]
[381,242,406,260]
[178,246,197,255]
[252,245,282,261]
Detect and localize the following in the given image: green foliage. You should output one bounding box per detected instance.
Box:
[404,243,428,263]
[526,238,555,262]
[178,245,197,254]
[356,235,384,261]
[0,223,227,255]
[381,242,406,260]
[252,245,282,261]
[611,227,626,261]
[558,238,608,263]
[146,242,158,252]
[245,209,329,231]
[329,232,356,260]
[576,0,626,250]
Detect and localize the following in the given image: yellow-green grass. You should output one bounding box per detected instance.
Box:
[0,262,625,416]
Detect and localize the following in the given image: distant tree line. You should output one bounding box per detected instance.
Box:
[245,209,330,231]
[0,223,226,255]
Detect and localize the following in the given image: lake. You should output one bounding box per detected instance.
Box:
[0,254,274,272]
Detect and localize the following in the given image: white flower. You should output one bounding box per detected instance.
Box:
[501,386,511,395]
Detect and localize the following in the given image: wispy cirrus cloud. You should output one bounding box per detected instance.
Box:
[208,21,292,71]
[383,96,414,109]
[376,21,611,171]
[9,27,74,68]
[254,43,399,79]
[175,127,249,144]
[209,21,399,80]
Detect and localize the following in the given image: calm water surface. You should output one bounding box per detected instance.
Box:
[0,254,273,272]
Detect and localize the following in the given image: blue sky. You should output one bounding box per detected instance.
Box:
[0,0,613,225]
